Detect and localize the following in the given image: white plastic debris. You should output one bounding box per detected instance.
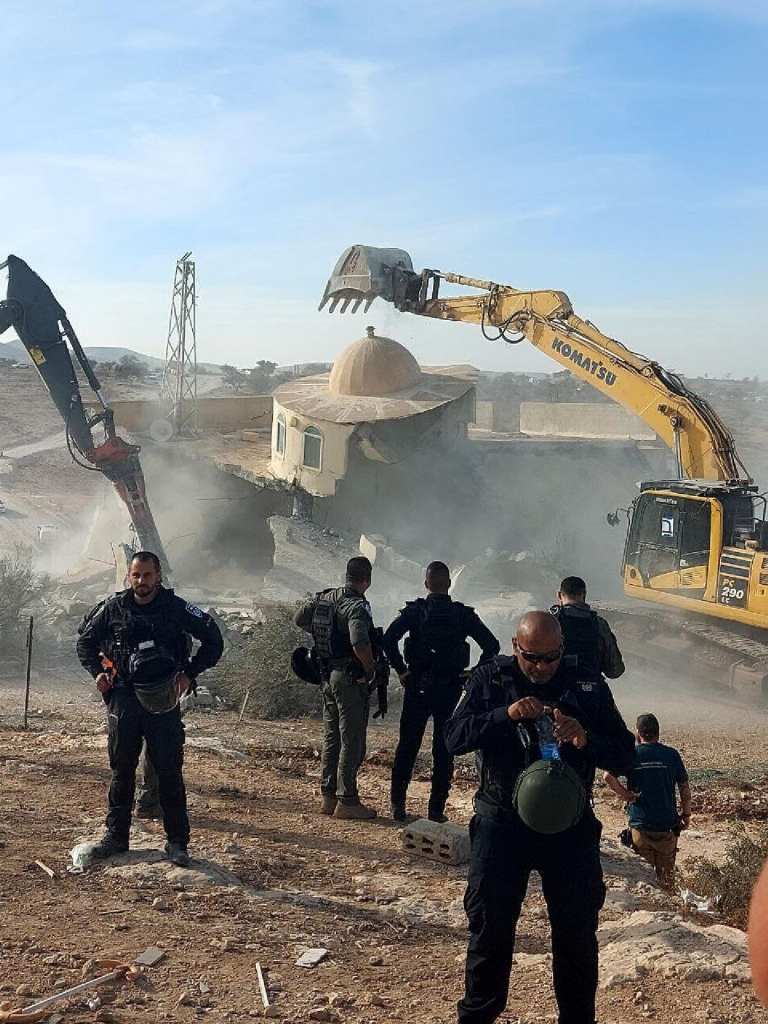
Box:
[68,841,98,874]
[679,888,716,914]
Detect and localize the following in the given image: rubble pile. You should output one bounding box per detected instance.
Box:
[13,574,111,662]
[205,600,322,720]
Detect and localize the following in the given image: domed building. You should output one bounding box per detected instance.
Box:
[270,327,476,498]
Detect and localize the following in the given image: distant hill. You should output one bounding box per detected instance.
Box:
[0,340,220,372]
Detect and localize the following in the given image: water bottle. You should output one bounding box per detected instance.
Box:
[535,714,560,761]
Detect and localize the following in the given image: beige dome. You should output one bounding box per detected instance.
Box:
[328,326,422,396]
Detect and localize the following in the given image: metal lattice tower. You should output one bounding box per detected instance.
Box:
[160,252,197,436]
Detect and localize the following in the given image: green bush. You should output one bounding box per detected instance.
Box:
[205,602,322,720]
[684,824,768,928]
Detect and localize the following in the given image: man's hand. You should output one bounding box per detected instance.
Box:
[553,708,587,748]
[680,814,691,831]
[176,672,193,695]
[399,671,411,686]
[95,671,112,694]
[507,696,546,721]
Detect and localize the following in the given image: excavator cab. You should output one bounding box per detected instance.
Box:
[623,482,768,622]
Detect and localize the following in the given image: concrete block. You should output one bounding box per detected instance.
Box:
[359,534,425,586]
[186,685,215,708]
[401,818,470,866]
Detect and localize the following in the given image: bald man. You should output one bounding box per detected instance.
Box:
[445,611,634,1024]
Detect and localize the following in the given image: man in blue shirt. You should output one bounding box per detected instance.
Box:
[604,713,691,886]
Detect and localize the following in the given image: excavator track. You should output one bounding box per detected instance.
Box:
[594,601,768,704]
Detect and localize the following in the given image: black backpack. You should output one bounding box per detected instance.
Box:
[404,599,470,681]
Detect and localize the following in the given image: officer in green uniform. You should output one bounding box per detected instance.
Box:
[294,557,378,820]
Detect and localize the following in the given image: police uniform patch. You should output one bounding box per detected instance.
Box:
[185,602,204,619]
[579,682,594,692]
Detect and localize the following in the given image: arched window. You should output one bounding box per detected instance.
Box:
[302,425,323,470]
[275,412,286,457]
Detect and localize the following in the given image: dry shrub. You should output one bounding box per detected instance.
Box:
[206,602,322,720]
[0,545,48,660]
[684,824,768,928]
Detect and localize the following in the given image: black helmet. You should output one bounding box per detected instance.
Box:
[132,671,180,714]
[291,646,322,686]
[512,759,587,834]
[128,642,180,714]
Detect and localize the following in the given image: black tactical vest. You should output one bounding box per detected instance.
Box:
[552,605,602,680]
[403,598,470,677]
[312,588,355,662]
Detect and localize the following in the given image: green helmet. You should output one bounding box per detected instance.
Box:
[512,759,587,834]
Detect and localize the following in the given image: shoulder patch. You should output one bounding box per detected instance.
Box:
[579,682,594,692]
[185,602,204,618]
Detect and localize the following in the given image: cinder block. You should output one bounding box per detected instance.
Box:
[401,818,470,866]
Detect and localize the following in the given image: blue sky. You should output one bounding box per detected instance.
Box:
[2,0,767,376]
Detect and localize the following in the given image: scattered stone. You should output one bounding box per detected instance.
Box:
[15,984,34,997]
[133,946,166,967]
[308,1009,338,1022]
[295,948,329,969]
[178,991,195,1006]
[152,896,169,911]
[598,910,750,985]
[369,956,384,967]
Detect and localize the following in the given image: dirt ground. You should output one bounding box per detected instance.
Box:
[1,665,767,1024]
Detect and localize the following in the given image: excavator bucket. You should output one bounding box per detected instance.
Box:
[318,245,416,313]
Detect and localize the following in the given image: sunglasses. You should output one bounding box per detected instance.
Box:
[516,645,563,665]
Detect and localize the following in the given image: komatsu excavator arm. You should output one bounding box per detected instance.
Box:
[0,255,170,574]
[319,246,750,484]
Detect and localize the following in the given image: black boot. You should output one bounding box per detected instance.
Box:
[91,834,129,859]
[428,795,448,823]
[165,841,191,868]
[391,802,408,823]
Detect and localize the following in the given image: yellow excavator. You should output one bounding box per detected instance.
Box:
[320,245,768,699]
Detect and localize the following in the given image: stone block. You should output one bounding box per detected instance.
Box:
[401,818,470,866]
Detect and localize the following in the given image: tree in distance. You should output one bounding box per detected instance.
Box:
[114,354,149,381]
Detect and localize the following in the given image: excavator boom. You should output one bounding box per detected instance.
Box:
[320,245,749,484]
[0,255,170,574]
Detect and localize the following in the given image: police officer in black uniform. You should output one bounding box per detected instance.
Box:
[77,551,224,866]
[445,611,634,1024]
[384,561,499,823]
[551,575,624,681]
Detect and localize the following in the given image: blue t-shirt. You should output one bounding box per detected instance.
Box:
[627,742,688,833]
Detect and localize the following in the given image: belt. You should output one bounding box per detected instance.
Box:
[473,794,519,824]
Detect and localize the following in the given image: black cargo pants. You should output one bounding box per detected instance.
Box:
[458,811,605,1024]
[106,686,189,845]
[391,675,462,806]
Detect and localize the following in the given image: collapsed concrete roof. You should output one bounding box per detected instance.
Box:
[273,326,477,424]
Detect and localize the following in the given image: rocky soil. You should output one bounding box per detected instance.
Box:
[0,673,767,1024]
